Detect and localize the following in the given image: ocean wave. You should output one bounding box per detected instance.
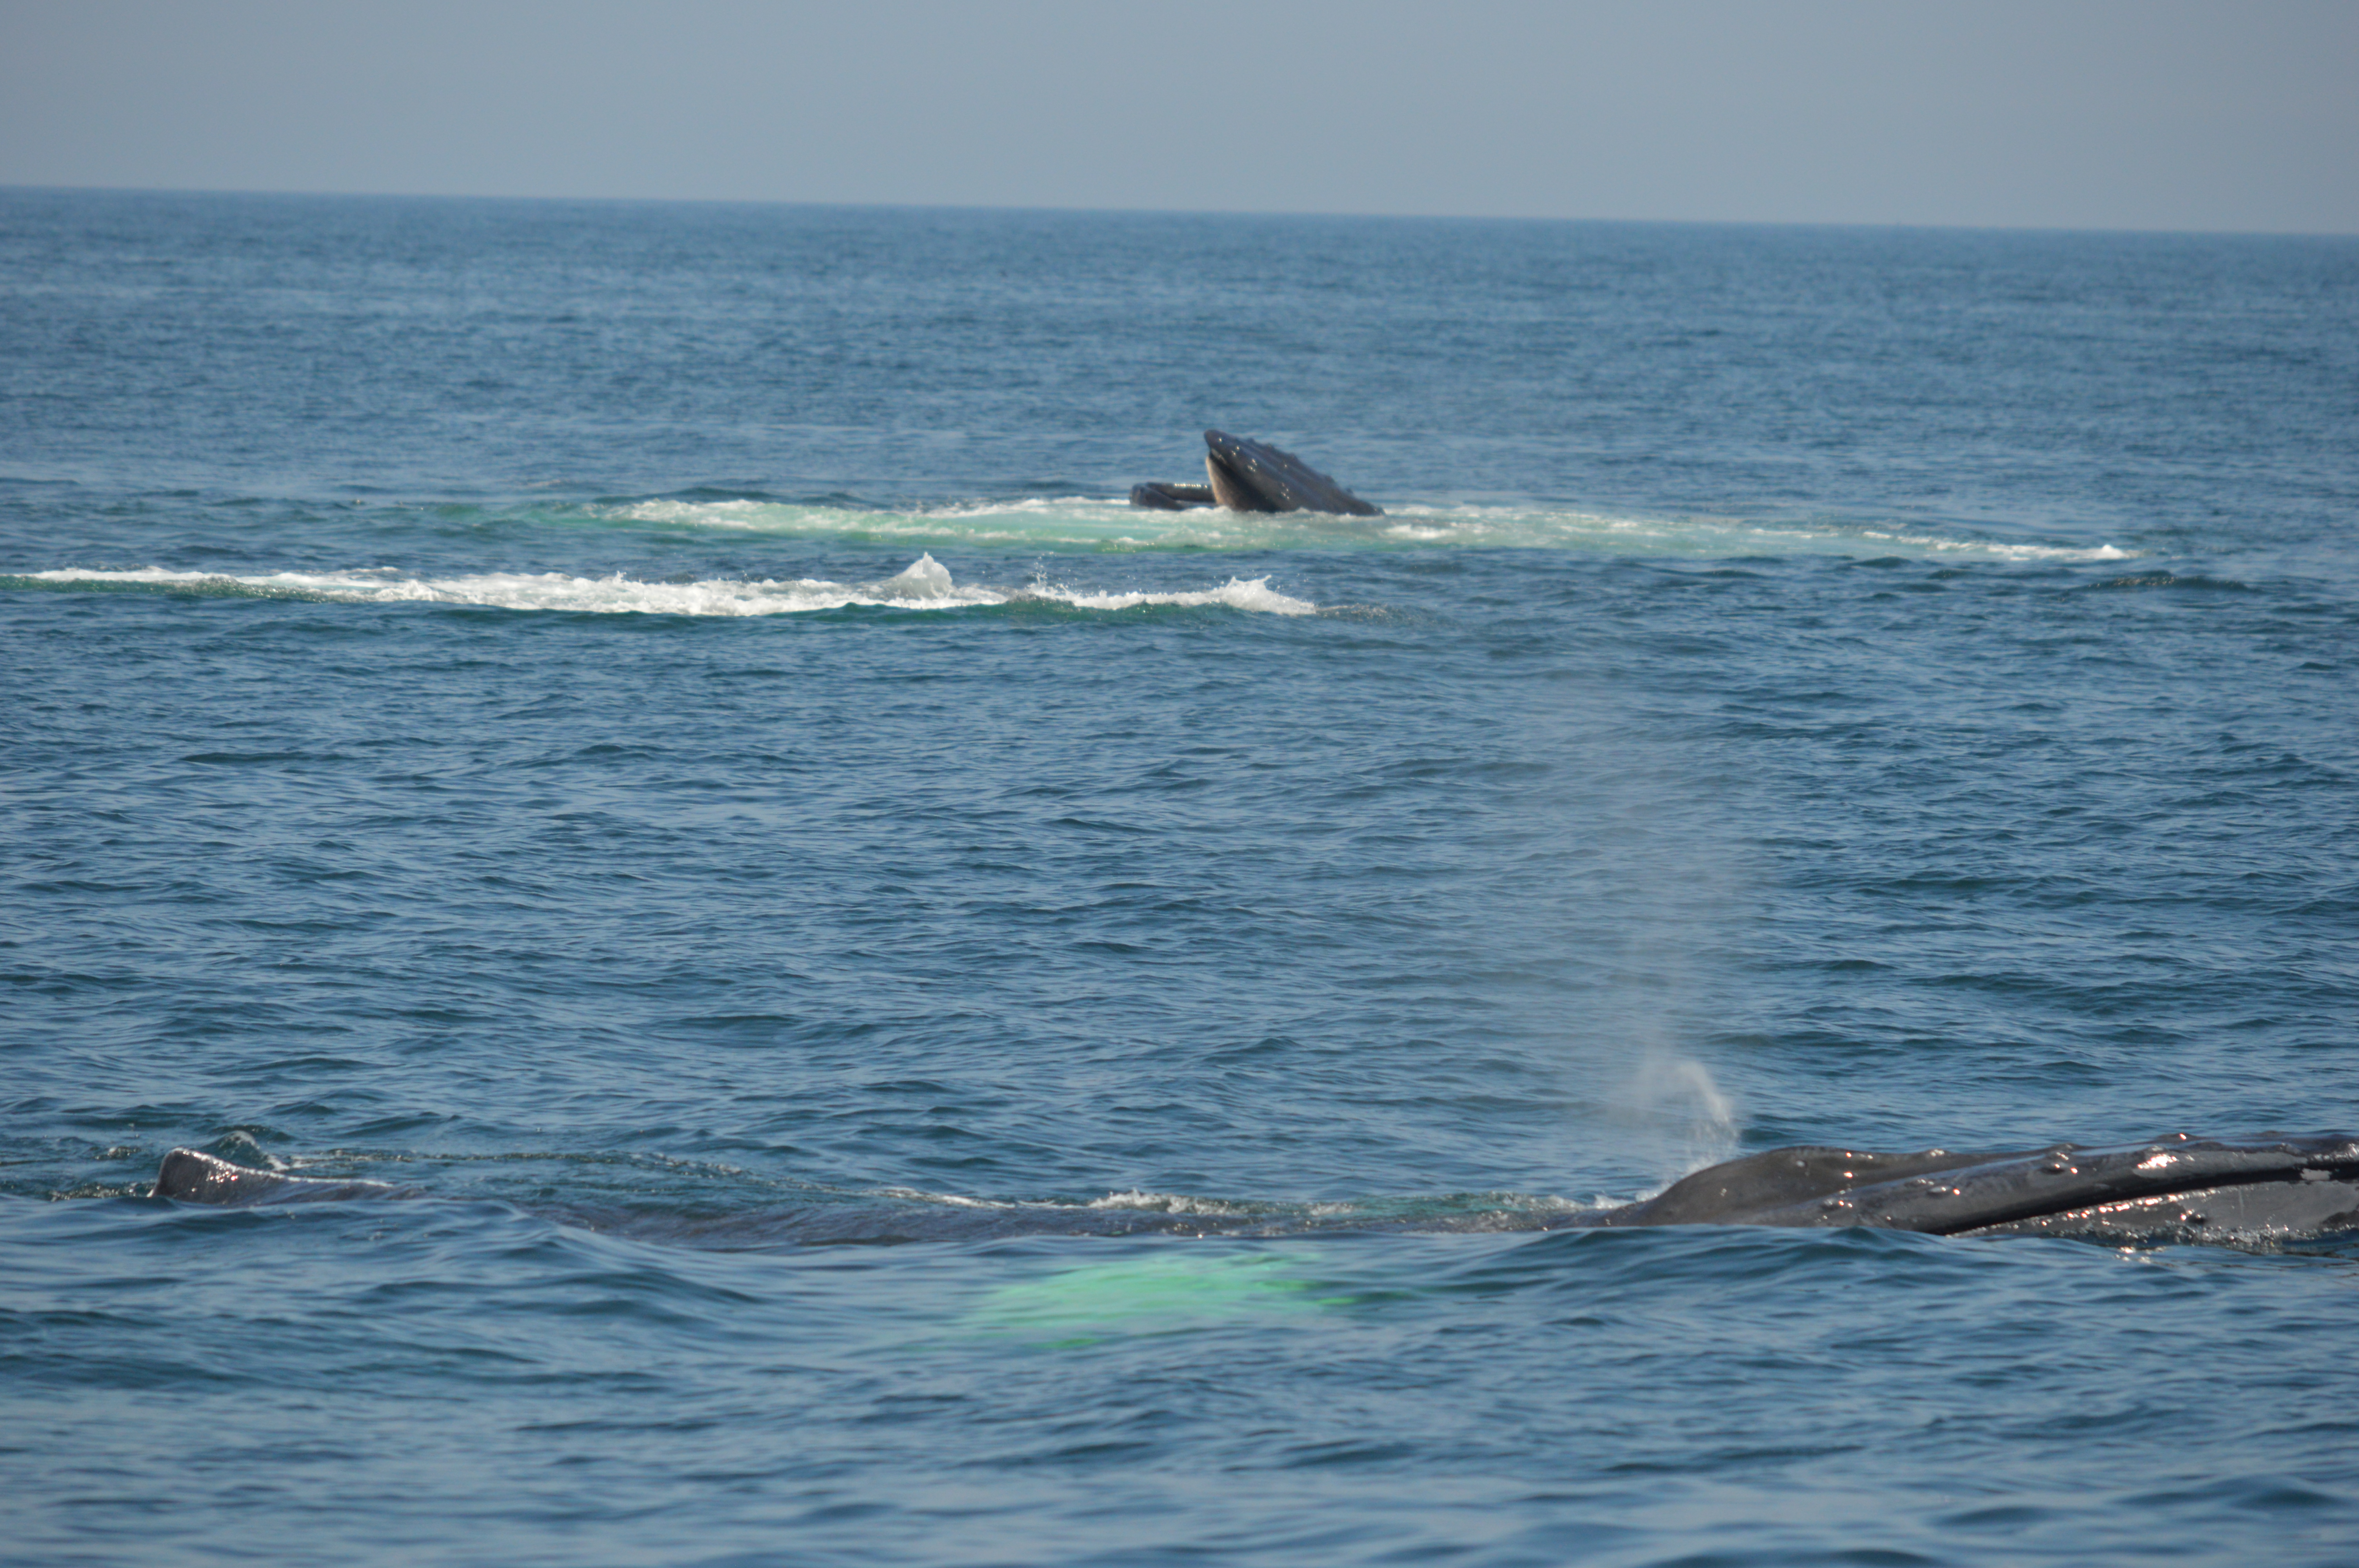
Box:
[8,555,1319,617]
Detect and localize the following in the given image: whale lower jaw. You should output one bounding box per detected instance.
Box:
[1956,1177,2359,1241]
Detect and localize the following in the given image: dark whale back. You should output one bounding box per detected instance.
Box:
[1600,1145,2028,1227]
[155,1147,407,1205]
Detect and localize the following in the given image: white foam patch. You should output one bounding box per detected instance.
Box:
[18,556,1318,617]
[1368,508,2137,562]
[872,1186,1001,1210]
[607,495,2134,563]
[1085,1191,1268,1218]
[1056,578,1316,615]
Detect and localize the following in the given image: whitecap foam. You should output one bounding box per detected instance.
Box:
[16,556,1318,617]
[1042,576,1316,615]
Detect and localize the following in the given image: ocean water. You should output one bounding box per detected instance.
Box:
[3,190,2357,1566]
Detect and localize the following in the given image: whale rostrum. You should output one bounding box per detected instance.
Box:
[1131,430,1382,516]
[150,1133,2359,1250]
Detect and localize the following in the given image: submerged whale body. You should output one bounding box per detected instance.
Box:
[151,1134,2359,1249]
[1130,430,1382,517]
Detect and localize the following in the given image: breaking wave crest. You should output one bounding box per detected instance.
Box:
[9,554,1319,617]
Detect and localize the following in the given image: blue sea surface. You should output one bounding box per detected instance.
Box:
[4,191,2357,1566]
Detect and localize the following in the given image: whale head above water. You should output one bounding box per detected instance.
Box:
[1130,431,1383,516]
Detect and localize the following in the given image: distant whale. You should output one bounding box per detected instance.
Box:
[1131,430,1382,516]
[151,1133,2359,1249]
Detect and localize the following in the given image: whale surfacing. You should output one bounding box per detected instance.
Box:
[149,1134,2359,1249]
[154,1147,409,1205]
[1131,431,1381,517]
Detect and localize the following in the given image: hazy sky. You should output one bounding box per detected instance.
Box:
[4,0,2354,232]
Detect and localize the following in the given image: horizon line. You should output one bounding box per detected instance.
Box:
[6,181,2354,244]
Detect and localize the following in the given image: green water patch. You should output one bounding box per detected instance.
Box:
[585,494,2142,564]
[962,1248,1350,1347]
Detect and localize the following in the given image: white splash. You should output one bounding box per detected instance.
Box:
[874,553,957,599]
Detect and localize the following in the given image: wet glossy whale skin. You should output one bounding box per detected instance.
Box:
[1584,1133,2359,1243]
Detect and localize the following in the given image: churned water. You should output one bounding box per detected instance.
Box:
[4,191,2356,1565]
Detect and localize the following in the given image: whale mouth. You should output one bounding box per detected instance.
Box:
[1131,431,1382,516]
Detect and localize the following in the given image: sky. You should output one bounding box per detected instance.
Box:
[2,0,2354,233]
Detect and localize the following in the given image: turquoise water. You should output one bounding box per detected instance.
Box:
[4,191,2357,1565]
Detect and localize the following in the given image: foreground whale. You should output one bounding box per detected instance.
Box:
[1130,430,1382,516]
[152,1133,2359,1249]
[1579,1132,2359,1241]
